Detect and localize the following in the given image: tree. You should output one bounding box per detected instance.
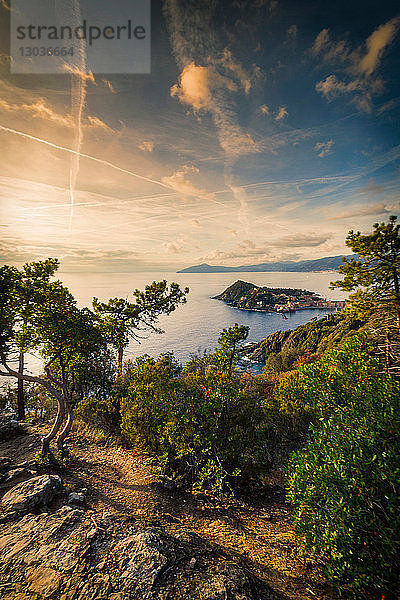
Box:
[11,259,59,420]
[93,280,189,376]
[331,215,400,326]
[214,323,249,378]
[0,267,105,457]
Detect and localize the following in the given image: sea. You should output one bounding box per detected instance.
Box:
[59,270,346,365]
[0,270,346,390]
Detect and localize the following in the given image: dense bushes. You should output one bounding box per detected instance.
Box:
[117,353,286,494]
[281,336,400,598]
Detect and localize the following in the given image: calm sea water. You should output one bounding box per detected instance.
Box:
[58,271,346,364]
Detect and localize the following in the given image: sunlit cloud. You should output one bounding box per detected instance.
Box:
[138,140,154,152]
[274,106,288,121]
[313,17,400,112]
[314,139,334,158]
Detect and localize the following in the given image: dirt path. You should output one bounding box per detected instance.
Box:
[1,424,334,600]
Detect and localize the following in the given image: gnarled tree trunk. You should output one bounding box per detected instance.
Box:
[17,352,25,421]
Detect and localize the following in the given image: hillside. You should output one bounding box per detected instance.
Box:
[178,255,356,273]
[242,312,369,369]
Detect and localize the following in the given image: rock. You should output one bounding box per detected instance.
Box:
[0,474,62,518]
[1,467,36,486]
[0,510,277,600]
[68,492,85,507]
[0,457,13,472]
[0,414,25,441]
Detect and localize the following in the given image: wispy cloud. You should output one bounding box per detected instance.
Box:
[274,106,288,121]
[138,140,154,152]
[270,232,332,247]
[327,203,390,220]
[161,164,224,205]
[314,139,334,157]
[165,1,261,156]
[313,17,400,112]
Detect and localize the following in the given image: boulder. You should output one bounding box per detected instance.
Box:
[0,474,62,518]
[0,508,278,600]
[68,492,86,507]
[1,467,36,486]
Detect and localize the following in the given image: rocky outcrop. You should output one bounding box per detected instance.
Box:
[1,466,36,486]
[0,507,278,600]
[1,474,62,519]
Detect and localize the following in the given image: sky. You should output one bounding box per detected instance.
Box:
[0,0,399,272]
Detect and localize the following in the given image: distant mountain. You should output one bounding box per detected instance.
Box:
[177,255,356,273]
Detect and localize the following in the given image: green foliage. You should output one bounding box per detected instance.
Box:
[285,336,400,598]
[261,312,367,374]
[214,323,249,378]
[331,215,400,324]
[75,395,121,436]
[117,352,283,495]
[93,280,189,374]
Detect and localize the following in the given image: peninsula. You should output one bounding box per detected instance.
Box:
[212,280,345,313]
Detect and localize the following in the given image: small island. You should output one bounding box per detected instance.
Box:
[212,280,345,314]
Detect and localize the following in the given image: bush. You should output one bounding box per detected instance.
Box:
[284,336,400,598]
[118,353,287,495]
[75,395,121,436]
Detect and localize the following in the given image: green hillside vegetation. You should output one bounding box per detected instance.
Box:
[245,311,369,373]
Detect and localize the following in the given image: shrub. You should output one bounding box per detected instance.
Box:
[118,353,287,495]
[75,395,121,436]
[284,336,400,598]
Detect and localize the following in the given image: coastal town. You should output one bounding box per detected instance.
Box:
[212,280,345,314]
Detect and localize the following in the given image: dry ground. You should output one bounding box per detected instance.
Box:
[0,422,335,600]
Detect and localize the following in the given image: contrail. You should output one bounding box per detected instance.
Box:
[0,125,230,208]
[68,0,86,231]
[0,124,173,189]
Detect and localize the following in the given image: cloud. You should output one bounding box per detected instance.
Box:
[357,17,400,76]
[259,104,270,115]
[86,116,115,133]
[165,2,261,157]
[313,18,400,112]
[138,140,154,152]
[171,62,237,112]
[200,233,331,266]
[0,98,75,128]
[161,165,217,202]
[0,96,115,132]
[218,48,259,95]
[327,203,390,220]
[314,139,334,158]
[271,233,332,247]
[162,241,187,254]
[63,65,96,83]
[315,74,382,113]
[311,28,349,62]
[274,106,288,121]
[201,245,301,265]
[102,78,115,93]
